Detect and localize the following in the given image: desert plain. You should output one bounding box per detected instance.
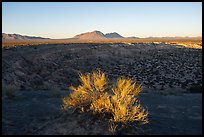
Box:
[2,38,202,135]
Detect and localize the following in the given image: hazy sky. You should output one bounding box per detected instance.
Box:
[2,2,202,39]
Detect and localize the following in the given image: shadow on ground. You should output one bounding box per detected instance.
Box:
[2,89,202,135]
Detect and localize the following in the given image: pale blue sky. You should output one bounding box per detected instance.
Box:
[2,2,202,39]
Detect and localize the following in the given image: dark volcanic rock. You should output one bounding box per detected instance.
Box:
[2,43,202,91]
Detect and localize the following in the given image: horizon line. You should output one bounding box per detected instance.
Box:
[2,31,202,39]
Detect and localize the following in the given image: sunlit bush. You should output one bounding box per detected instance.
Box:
[110,77,148,124]
[63,69,148,132]
[63,70,108,110]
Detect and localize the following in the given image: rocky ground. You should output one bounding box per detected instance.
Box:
[2,43,202,135]
[2,43,202,92]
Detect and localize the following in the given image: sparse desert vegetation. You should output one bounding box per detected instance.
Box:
[2,42,202,135]
[2,1,202,135]
[2,83,18,99]
[63,70,148,133]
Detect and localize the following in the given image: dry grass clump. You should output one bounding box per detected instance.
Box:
[63,70,148,132]
[2,84,18,99]
[63,70,108,110]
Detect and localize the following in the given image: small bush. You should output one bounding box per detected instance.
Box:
[188,84,202,93]
[63,70,108,110]
[63,69,148,132]
[2,84,18,99]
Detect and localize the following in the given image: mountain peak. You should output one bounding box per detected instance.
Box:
[93,30,101,33]
[73,31,124,39]
[105,32,124,38]
[73,31,106,39]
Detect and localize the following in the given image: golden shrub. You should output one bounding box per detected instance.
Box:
[90,92,113,113]
[63,69,149,131]
[63,69,108,110]
[110,77,148,124]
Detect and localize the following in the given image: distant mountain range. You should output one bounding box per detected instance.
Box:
[2,33,50,40]
[72,31,201,40]
[73,31,124,39]
[2,31,202,40]
[145,36,202,40]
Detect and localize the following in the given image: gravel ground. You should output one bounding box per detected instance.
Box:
[2,43,202,91]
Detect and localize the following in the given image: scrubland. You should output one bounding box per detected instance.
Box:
[2,41,202,135]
